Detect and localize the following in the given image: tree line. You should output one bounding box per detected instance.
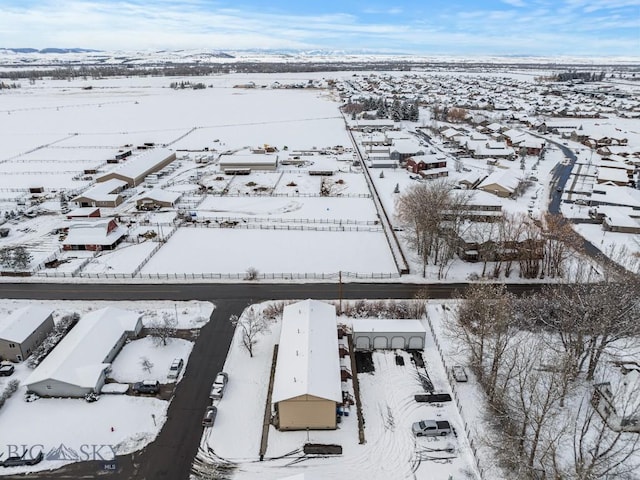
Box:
[344,96,419,121]
[448,275,640,479]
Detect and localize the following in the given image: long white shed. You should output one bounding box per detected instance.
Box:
[352,319,426,351]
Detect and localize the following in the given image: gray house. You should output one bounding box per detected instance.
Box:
[0,306,55,362]
[352,319,426,351]
[25,307,142,397]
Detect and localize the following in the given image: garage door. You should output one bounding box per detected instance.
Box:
[391,336,406,349]
[355,336,370,350]
[373,336,388,349]
[408,336,424,350]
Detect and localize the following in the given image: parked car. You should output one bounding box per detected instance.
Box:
[209,372,228,400]
[202,406,217,427]
[1,451,44,467]
[0,364,15,377]
[451,365,468,382]
[412,419,452,437]
[167,358,184,380]
[133,380,160,394]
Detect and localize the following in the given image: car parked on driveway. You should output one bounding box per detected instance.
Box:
[0,364,14,377]
[451,365,468,382]
[133,380,160,395]
[412,419,452,437]
[209,372,228,400]
[202,406,217,427]
[167,358,184,380]
[1,451,44,467]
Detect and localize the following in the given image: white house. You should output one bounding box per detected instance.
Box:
[25,307,142,397]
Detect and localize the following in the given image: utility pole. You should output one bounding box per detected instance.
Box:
[338,271,343,314]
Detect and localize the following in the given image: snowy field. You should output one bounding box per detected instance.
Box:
[196,197,378,223]
[198,302,477,480]
[140,228,397,277]
[0,299,213,474]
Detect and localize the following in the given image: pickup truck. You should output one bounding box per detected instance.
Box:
[412,419,452,437]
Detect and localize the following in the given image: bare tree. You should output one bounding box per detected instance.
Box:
[244,267,259,281]
[395,180,470,278]
[230,307,268,358]
[149,313,177,347]
[140,356,154,374]
[542,213,583,279]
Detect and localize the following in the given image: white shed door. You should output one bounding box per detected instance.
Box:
[391,336,405,349]
[373,336,388,349]
[355,336,370,350]
[408,336,424,350]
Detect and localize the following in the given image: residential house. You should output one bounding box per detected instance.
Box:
[62,219,127,251]
[0,306,55,362]
[25,307,142,397]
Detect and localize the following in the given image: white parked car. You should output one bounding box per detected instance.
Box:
[167,358,184,380]
[209,372,228,400]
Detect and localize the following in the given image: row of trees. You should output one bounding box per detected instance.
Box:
[449,279,640,479]
[169,81,207,90]
[395,181,582,280]
[344,96,420,122]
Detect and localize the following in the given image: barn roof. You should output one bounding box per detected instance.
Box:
[272,300,342,404]
[25,307,140,391]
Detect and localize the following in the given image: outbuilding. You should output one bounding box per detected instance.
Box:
[25,307,142,397]
[0,306,55,362]
[96,148,176,187]
[272,299,342,431]
[352,319,426,351]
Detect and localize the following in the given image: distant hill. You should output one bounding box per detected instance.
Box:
[0,48,101,54]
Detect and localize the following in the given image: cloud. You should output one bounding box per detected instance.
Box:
[0,0,637,56]
[501,0,527,7]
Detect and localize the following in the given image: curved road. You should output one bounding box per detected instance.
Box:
[1,281,545,480]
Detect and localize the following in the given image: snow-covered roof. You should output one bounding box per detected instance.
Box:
[96,148,175,183]
[478,169,521,193]
[0,305,53,344]
[272,300,342,404]
[62,219,127,247]
[25,307,141,391]
[352,319,426,334]
[67,207,100,217]
[219,153,278,166]
[136,188,182,204]
[73,179,127,202]
[597,167,629,184]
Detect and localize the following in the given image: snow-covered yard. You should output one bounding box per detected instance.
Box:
[198,302,478,480]
[0,300,213,473]
[109,336,194,384]
[140,228,397,277]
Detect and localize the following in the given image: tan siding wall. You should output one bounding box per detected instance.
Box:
[278,395,336,431]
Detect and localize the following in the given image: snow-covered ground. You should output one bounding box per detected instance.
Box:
[0,300,213,474]
[109,336,194,384]
[198,302,478,480]
[139,228,397,277]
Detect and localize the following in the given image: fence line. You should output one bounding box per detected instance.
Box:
[38,270,399,280]
[181,222,382,233]
[426,315,486,480]
[190,216,378,226]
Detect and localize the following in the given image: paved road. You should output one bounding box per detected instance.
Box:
[0,281,546,480]
[546,140,577,214]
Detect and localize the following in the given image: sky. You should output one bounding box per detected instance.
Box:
[0,0,638,56]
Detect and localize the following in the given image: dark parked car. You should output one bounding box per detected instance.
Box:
[1,451,44,467]
[133,380,160,394]
[451,365,468,382]
[202,406,217,427]
[0,364,14,377]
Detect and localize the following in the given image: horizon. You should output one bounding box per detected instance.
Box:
[0,0,638,57]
